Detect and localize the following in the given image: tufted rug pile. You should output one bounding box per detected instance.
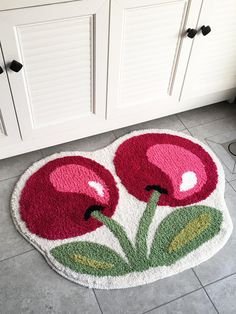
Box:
[11,129,233,289]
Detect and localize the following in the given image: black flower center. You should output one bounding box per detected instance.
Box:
[84,205,105,221]
[145,185,168,195]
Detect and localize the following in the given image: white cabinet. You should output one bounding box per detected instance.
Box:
[181,0,236,99]
[0,51,21,146]
[0,0,109,141]
[107,0,202,119]
[0,0,235,159]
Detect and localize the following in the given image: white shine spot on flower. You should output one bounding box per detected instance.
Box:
[180,171,197,192]
[88,181,105,197]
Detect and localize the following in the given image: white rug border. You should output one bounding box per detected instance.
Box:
[11,129,233,289]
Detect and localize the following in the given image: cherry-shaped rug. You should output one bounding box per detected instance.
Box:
[11,129,233,289]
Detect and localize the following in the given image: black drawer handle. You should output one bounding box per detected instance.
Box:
[186,28,198,38]
[201,25,211,36]
[0,66,3,74]
[10,60,23,72]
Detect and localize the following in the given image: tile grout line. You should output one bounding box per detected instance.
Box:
[232,160,236,175]
[202,287,220,314]
[176,113,189,130]
[0,174,20,183]
[203,271,236,288]
[185,127,194,137]
[40,149,46,158]
[175,114,194,136]
[228,178,236,183]
[177,110,236,131]
[0,151,44,183]
[228,181,236,191]
[192,269,219,314]
[92,290,104,314]
[112,130,119,140]
[143,269,236,314]
[204,138,236,181]
[142,287,203,314]
[0,248,35,264]
[204,139,236,184]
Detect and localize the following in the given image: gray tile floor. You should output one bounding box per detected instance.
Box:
[0,101,236,314]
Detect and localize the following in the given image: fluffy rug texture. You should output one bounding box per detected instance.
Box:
[11,129,233,289]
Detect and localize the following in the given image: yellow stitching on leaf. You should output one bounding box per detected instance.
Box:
[168,213,211,253]
[71,254,114,270]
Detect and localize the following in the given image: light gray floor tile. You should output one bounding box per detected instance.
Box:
[41,131,116,157]
[205,274,236,314]
[229,180,236,191]
[205,129,236,146]
[113,114,185,138]
[147,289,217,314]
[203,130,236,182]
[0,250,101,314]
[206,139,235,173]
[188,117,236,181]
[225,182,236,198]
[179,129,192,136]
[178,101,236,128]
[193,184,236,285]
[94,270,200,314]
[206,140,236,182]
[0,177,33,261]
[0,150,43,181]
[188,115,236,144]
[222,165,236,182]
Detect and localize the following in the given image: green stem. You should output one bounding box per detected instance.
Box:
[91,211,137,267]
[135,191,161,260]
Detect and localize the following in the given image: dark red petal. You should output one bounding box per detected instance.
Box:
[114,133,218,206]
[20,156,119,240]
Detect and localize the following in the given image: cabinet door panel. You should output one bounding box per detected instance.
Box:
[0,50,21,146]
[16,17,93,128]
[181,0,236,99]
[107,0,202,119]
[0,0,109,140]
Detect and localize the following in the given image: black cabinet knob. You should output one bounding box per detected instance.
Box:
[9,60,23,72]
[201,25,211,36]
[0,66,3,74]
[186,28,198,38]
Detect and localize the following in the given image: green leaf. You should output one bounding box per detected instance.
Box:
[91,211,137,267]
[135,191,160,261]
[149,205,223,266]
[51,241,131,276]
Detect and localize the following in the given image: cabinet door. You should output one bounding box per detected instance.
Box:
[107,0,202,120]
[0,0,109,141]
[0,50,21,146]
[181,0,236,99]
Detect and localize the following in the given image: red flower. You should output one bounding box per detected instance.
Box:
[114,133,218,207]
[20,156,119,240]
